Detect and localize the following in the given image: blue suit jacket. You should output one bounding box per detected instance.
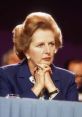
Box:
[0,59,78,101]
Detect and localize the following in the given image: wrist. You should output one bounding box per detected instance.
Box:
[49,89,59,96]
[46,84,58,93]
[31,84,43,97]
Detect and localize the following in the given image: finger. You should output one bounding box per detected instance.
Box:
[37,64,50,70]
[36,64,44,70]
[44,67,52,75]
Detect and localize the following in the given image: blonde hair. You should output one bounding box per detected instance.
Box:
[13,12,63,59]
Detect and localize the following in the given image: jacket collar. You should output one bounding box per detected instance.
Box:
[16,58,31,78]
[50,64,60,81]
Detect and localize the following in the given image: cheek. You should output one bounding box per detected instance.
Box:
[30,49,42,60]
[50,50,55,57]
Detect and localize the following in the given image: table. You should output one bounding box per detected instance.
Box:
[0,97,82,117]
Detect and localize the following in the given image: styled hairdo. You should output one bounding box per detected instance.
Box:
[12,12,63,59]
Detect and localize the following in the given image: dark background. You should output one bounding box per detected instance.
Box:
[0,0,82,67]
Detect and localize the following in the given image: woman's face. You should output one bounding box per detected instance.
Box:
[26,29,57,66]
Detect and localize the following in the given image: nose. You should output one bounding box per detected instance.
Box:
[44,44,50,54]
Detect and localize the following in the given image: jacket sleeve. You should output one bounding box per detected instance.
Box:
[0,68,12,97]
[66,75,78,101]
[0,67,38,99]
[51,73,78,101]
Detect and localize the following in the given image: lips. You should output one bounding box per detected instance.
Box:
[42,57,51,61]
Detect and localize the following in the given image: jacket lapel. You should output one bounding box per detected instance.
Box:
[15,59,33,93]
[51,64,61,89]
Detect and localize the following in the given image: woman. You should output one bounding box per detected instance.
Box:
[0,12,78,101]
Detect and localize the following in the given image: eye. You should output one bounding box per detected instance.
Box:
[49,42,55,46]
[36,43,44,47]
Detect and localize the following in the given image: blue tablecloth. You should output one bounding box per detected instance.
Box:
[0,97,82,117]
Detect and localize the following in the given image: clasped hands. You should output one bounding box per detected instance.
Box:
[31,64,58,97]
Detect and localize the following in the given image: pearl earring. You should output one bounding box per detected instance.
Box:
[54,49,57,54]
[26,54,30,60]
[27,56,30,60]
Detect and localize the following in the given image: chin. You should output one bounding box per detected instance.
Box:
[41,61,52,65]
